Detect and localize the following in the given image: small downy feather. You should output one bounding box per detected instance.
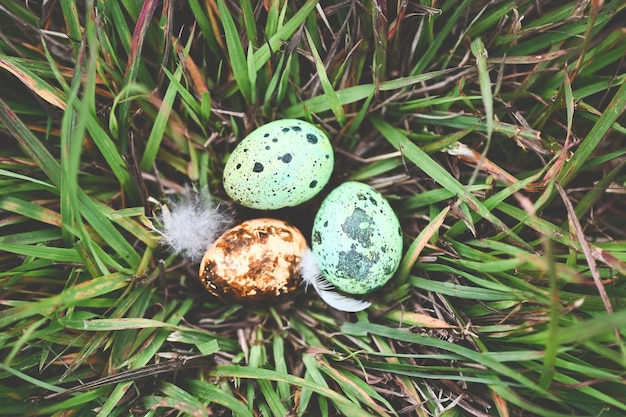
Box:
[154,187,233,263]
[299,249,371,312]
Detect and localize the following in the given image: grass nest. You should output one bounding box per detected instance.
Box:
[1,1,626,416]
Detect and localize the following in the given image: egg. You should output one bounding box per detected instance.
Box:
[222,119,334,210]
[199,218,307,302]
[311,181,403,294]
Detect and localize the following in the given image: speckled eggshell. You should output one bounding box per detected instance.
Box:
[222,119,334,210]
[199,218,307,302]
[311,181,403,294]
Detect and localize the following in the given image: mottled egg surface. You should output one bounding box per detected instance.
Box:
[311,181,403,295]
[222,119,334,210]
[199,218,307,302]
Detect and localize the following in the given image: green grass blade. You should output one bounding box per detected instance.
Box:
[0,273,129,329]
[470,37,493,143]
[210,365,380,417]
[187,380,254,417]
[217,0,253,104]
[558,78,626,186]
[253,0,319,70]
[342,322,558,401]
[304,29,346,125]
[116,0,159,152]
[0,97,61,186]
[370,116,523,244]
[139,63,183,171]
[283,68,457,118]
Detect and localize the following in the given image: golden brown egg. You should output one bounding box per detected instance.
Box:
[199,218,307,302]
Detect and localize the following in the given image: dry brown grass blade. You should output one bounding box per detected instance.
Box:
[0,56,66,109]
[555,183,618,339]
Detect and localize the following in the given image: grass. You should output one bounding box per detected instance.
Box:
[1,0,626,415]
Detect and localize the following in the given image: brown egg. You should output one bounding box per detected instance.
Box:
[199,218,307,302]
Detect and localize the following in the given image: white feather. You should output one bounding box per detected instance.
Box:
[154,187,233,263]
[298,249,371,312]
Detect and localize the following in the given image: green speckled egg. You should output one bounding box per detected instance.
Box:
[311,181,403,294]
[222,119,334,210]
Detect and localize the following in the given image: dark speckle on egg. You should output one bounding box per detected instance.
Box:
[337,248,377,281]
[222,119,334,209]
[341,207,374,247]
[311,181,403,295]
